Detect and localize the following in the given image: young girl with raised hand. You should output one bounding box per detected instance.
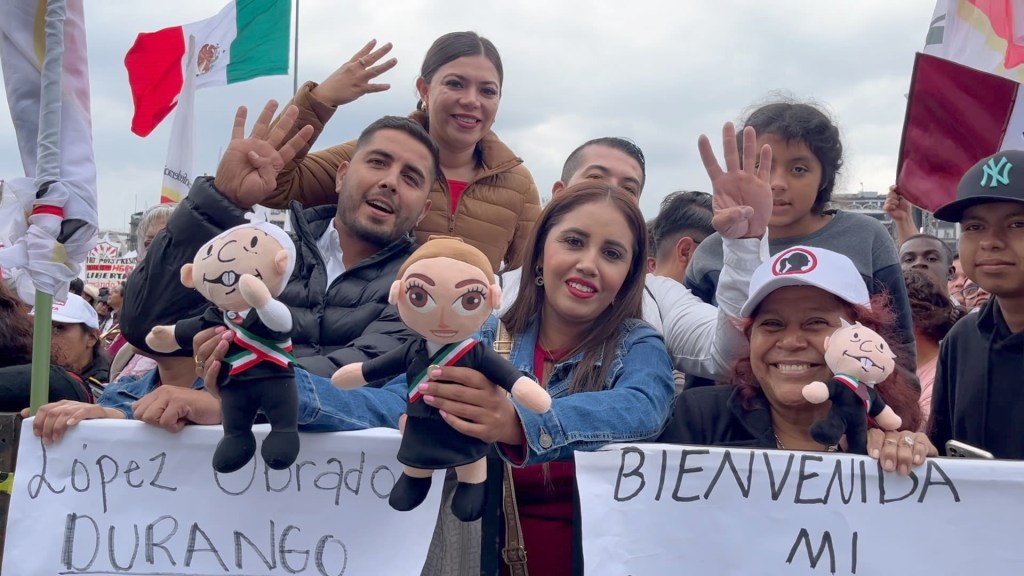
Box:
[685,101,918,377]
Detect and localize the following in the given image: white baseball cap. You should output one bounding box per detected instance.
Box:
[30,293,99,330]
[740,246,870,317]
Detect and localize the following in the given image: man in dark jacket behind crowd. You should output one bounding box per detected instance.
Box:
[117,101,439,428]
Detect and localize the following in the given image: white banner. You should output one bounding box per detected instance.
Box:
[4,420,443,575]
[577,443,1024,575]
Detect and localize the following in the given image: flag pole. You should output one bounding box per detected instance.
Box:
[29,0,70,414]
[292,0,299,95]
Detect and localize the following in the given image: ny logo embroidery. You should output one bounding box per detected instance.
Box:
[981,157,1012,188]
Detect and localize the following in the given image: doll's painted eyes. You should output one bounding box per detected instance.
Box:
[202,244,214,259]
[250,236,258,248]
[452,289,487,316]
[407,285,436,311]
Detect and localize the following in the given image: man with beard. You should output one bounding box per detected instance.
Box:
[102,101,439,434]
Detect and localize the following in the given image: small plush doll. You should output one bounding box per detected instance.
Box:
[332,236,551,522]
[801,320,903,454]
[146,216,298,474]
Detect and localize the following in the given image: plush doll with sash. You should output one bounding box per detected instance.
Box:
[801,320,903,454]
[332,236,551,522]
[146,216,299,474]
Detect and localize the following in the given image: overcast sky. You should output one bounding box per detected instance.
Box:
[0,0,939,232]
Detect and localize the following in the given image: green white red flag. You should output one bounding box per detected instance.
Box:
[124,0,291,138]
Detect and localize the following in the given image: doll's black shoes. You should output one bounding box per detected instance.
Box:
[389,474,433,512]
[213,431,257,474]
[451,481,486,522]
[262,430,300,470]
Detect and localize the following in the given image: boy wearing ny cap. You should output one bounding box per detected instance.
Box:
[930,149,1024,459]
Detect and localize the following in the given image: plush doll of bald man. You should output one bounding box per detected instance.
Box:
[802,320,903,454]
[332,236,551,522]
[147,218,298,474]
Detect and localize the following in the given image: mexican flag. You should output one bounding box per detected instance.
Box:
[124,0,290,137]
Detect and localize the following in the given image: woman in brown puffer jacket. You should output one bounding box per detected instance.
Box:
[265,32,541,274]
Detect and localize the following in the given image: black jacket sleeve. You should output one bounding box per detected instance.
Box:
[928,337,954,453]
[121,177,249,356]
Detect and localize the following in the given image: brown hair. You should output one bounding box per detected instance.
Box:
[503,182,648,394]
[416,31,503,113]
[0,282,32,368]
[903,269,965,343]
[398,236,491,278]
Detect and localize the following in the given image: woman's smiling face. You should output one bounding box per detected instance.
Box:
[749,285,849,408]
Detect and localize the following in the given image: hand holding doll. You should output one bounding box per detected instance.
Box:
[332,236,551,521]
[802,320,902,454]
[146,216,299,473]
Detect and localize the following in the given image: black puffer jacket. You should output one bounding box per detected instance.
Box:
[122,176,416,378]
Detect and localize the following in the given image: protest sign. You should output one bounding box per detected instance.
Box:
[85,255,136,289]
[577,443,1024,575]
[3,420,443,575]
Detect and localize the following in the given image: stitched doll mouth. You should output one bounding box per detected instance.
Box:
[205,270,239,287]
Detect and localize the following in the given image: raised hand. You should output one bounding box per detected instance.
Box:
[883,185,912,222]
[213,100,314,209]
[698,123,773,239]
[311,39,397,107]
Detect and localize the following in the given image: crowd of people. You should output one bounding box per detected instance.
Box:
[8,30,1022,575]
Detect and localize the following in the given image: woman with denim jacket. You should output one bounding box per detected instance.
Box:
[411,182,674,575]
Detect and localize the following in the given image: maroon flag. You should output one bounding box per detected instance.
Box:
[897,52,1022,212]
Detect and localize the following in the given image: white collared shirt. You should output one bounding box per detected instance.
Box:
[317,220,346,292]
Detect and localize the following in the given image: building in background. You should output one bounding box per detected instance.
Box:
[831,190,958,252]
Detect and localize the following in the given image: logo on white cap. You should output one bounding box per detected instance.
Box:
[772,247,818,276]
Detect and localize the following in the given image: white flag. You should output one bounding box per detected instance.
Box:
[160,36,197,203]
[925,0,1024,81]
[0,0,98,301]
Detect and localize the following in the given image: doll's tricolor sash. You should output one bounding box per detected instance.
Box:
[408,338,478,402]
[223,312,296,375]
[834,373,870,411]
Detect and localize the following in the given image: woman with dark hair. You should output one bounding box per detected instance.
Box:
[0,294,109,411]
[685,100,918,378]
[265,32,541,272]
[903,269,966,427]
[412,181,674,574]
[0,280,32,368]
[662,246,934,476]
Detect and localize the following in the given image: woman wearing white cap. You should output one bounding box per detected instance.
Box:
[659,246,936,476]
[0,294,109,410]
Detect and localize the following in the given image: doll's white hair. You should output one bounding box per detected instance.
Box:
[203,214,297,294]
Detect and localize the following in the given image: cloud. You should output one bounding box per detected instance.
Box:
[0,0,937,230]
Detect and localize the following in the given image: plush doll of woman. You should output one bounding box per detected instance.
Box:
[146,218,298,474]
[332,236,551,522]
[802,320,903,454]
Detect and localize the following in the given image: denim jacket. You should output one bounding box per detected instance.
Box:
[483,315,674,466]
[292,315,675,458]
[98,368,205,419]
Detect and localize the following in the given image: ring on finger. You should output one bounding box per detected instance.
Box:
[195,355,205,371]
[902,435,916,448]
[357,57,368,67]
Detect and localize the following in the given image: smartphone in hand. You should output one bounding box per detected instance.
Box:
[945,439,994,459]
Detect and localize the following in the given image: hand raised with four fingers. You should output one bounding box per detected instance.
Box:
[698,123,773,239]
[311,39,397,107]
[213,100,314,209]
